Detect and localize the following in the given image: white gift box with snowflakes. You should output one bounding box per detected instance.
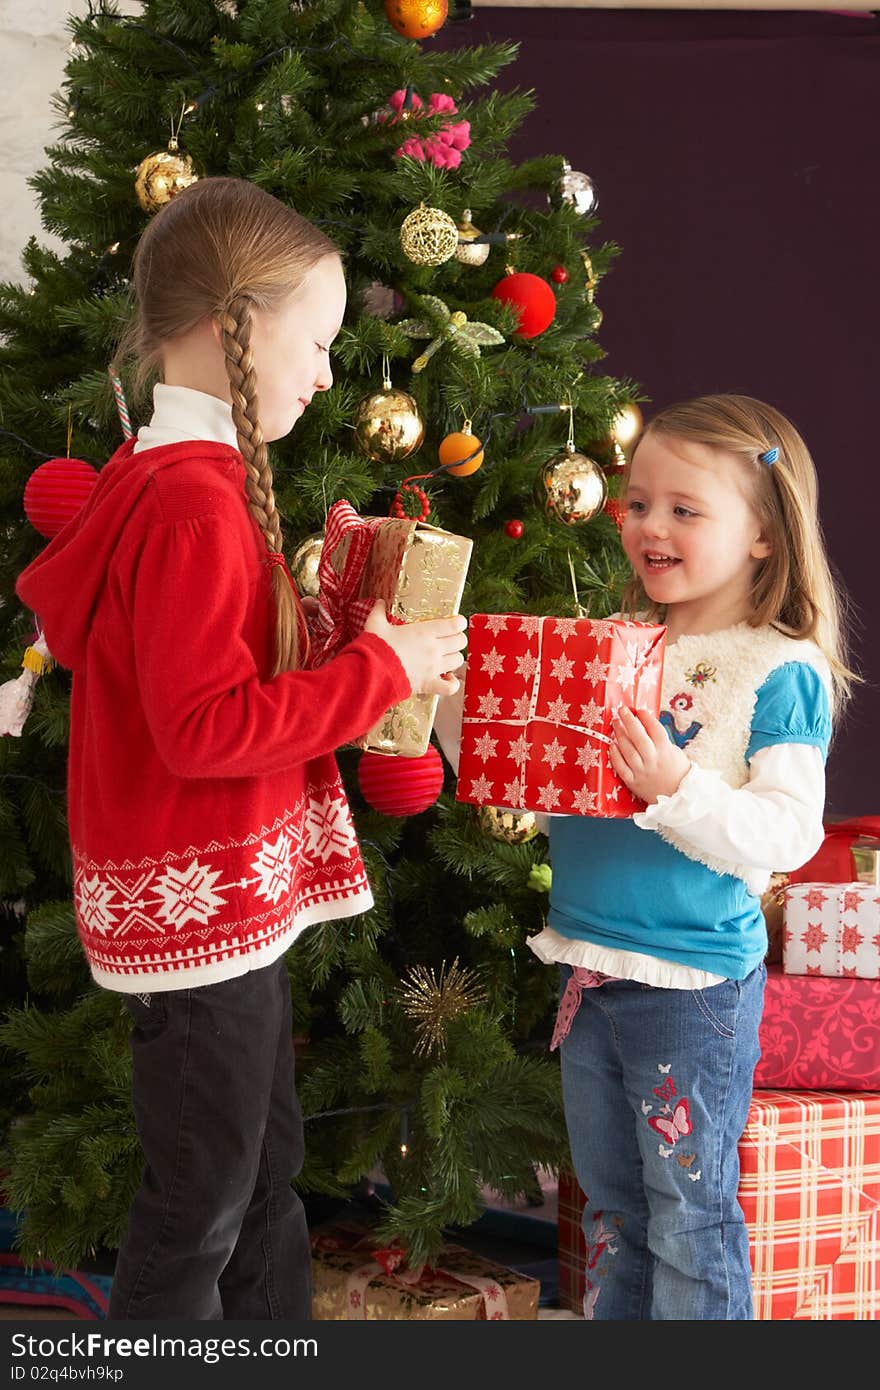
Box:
[782,881,880,979]
[456,613,666,819]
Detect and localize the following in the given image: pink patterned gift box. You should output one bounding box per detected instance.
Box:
[754,963,880,1092]
[782,881,880,979]
[456,613,666,819]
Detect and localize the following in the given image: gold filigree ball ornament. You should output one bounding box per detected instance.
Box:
[536,443,608,526]
[400,203,459,267]
[289,533,324,598]
[438,420,484,477]
[384,0,448,41]
[134,138,198,214]
[454,209,490,267]
[560,160,599,217]
[354,374,425,463]
[476,804,541,845]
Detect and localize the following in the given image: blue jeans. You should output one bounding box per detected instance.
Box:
[559,962,766,1320]
[108,957,311,1320]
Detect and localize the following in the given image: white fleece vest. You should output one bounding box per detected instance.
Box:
[654,623,831,875]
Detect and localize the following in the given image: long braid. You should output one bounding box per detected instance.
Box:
[219,296,304,675]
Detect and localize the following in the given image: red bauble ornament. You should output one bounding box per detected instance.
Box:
[491,272,557,340]
[604,497,627,533]
[550,265,568,285]
[358,745,445,817]
[23,457,98,538]
[504,519,524,539]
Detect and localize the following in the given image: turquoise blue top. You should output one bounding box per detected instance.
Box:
[547,662,832,980]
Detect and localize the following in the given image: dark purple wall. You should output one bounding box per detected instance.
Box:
[439,7,879,814]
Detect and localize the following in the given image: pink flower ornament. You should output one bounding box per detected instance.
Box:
[383,88,471,170]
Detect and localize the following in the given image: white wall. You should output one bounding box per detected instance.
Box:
[0,0,136,285]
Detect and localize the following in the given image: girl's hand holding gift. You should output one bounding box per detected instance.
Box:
[609,706,691,805]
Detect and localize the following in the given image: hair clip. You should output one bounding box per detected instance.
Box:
[759,447,779,466]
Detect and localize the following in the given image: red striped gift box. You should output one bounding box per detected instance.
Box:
[558,1089,880,1319]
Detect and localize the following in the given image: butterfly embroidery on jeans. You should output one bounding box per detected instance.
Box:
[648,1097,692,1146]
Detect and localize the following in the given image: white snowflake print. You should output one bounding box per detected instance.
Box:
[552,618,581,641]
[518,615,541,636]
[153,858,227,930]
[503,780,523,805]
[476,690,503,720]
[605,782,621,802]
[550,653,575,683]
[545,695,572,723]
[473,732,499,762]
[514,651,540,682]
[579,698,604,727]
[480,648,506,679]
[542,737,567,770]
[638,664,660,693]
[485,614,509,635]
[76,873,119,937]
[589,620,616,642]
[251,831,294,905]
[572,786,599,814]
[469,773,495,801]
[509,733,531,765]
[575,743,602,773]
[536,781,562,811]
[511,694,533,721]
[583,654,609,684]
[306,794,358,863]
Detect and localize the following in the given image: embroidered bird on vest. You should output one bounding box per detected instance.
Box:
[659,692,702,748]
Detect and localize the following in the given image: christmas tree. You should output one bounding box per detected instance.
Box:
[0,0,640,1270]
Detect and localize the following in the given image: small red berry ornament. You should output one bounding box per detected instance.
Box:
[358,745,445,817]
[491,272,556,340]
[505,519,524,539]
[550,265,568,285]
[23,457,99,538]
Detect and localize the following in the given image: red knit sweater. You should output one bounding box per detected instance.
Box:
[16,439,410,993]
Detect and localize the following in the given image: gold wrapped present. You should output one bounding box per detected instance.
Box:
[312,501,472,757]
[310,1222,540,1320]
[852,840,880,887]
[355,517,472,756]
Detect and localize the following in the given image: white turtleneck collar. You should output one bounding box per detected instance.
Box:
[133,383,239,455]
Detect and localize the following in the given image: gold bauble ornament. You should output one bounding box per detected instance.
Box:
[384,0,448,41]
[289,532,324,598]
[134,139,198,214]
[536,443,608,526]
[476,805,541,845]
[354,378,425,462]
[454,209,490,267]
[399,203,459,267]
[610,402,644,451]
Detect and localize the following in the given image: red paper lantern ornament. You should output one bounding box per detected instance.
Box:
[358,745,445,817]
[505,519,524,539]
[491,272,557,340]
[23,457,98,538]
[550,265,568,285]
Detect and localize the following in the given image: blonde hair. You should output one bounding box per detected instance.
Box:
[116,176,339,675]
[620,393,859,716]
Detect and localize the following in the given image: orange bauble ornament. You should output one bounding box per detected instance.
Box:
[439,423,484,477]
[384,0,448,41]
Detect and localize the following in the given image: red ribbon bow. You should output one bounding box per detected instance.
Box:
[310,500,384,668]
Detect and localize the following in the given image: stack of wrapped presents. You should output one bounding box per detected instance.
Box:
[556,803,880,1319]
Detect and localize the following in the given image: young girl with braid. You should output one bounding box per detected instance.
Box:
[16,177,466,1321]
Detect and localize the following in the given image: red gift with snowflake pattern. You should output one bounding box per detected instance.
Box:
[456,613,666,818]
[781,881,880,979]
